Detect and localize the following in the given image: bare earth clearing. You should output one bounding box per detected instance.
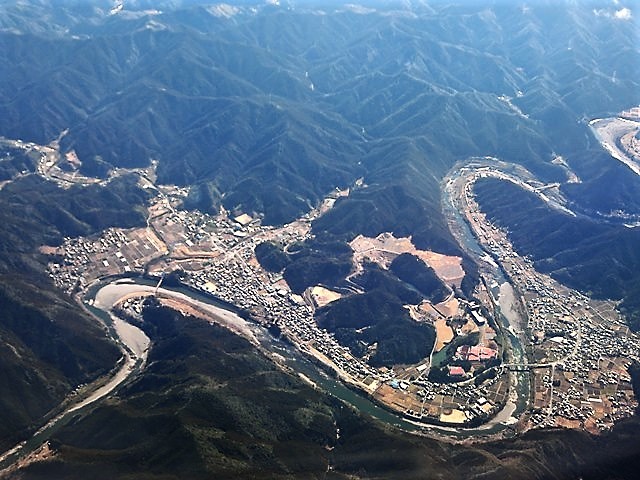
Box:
[350,233,465,287]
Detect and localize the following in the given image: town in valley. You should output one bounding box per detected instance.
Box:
[5,107,639,439]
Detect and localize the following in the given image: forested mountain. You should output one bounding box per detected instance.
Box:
[0,0,639,478]
[2,0,638,224]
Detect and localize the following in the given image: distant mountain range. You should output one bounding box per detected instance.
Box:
[2,0,639,225]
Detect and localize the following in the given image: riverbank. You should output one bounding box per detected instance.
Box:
[0,289,150,473]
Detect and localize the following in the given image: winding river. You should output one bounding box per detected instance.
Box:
[1,162,535,472]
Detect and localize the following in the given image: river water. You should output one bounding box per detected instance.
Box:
[441,170,531,433]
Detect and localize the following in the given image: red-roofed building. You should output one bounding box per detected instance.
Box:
[448,366,466,377]
[456,345,498,362]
